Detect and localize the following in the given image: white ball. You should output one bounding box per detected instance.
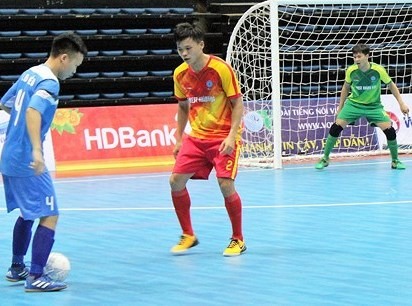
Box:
[243,111,264,132]
[44,252,71,282]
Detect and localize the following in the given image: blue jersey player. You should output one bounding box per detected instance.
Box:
[0,32,87,292]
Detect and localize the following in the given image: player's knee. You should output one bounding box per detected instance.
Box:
[329,123,343,137]
[170,173,190,191]
[218,178,235,197]
[169,174,181,189]
[383,126,396,141]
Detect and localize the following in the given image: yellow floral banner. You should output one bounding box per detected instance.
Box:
[51,109,83,135]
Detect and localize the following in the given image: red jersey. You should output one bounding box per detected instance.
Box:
[173,55,242,140]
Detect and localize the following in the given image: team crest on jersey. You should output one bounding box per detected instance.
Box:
[206,80,213,89]
[370,76,376,81]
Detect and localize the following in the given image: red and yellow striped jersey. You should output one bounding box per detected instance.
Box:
[174,55,242,140]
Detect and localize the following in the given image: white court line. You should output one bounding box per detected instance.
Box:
[1,199,409,212]
[285,158,412,170]
[0,158,408,186]
[61,199,412,210]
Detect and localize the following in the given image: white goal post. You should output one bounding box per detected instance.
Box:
[226,0,412,168]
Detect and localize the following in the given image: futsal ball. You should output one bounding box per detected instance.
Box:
[44,252,71,282]
[243,110,264,133]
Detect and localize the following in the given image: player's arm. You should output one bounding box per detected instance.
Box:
[26,84,58,174]
[26,107,45,174]
[0,104,11,114]
[0,81,19,114]
[228,96,243,140]
[174,100,189,158]
[388,81,409,115]
[338,82,350,114]
[219,96,243,155]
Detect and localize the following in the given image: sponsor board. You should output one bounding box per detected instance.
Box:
[50,105,177,171]
[378,94,412,148]
[242,97,378,156]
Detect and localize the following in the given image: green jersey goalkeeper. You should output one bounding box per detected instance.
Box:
[316,43,409,170]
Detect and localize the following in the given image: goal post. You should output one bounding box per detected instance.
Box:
[226,0,412,168]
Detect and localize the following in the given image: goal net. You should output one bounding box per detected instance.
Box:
[226,0,412,168]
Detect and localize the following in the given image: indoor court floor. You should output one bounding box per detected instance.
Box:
[1,156,412,306]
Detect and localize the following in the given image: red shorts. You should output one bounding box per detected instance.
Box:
[173,135,241,180]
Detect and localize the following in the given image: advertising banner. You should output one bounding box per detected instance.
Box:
[242,97,378,156]
[50,94,412,173]
[377,94,412,148]
[51,104,177,172]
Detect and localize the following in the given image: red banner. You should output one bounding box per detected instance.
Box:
[51,104,177,173]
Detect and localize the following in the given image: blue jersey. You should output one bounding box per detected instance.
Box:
[0,64,59,177]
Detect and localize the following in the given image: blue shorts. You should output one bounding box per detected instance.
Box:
[2,172,59,220]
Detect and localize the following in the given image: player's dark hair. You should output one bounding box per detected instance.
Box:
[174,22,204,43]
[352,44,370,55]
[50,31,88,58]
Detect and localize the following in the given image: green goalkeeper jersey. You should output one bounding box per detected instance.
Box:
[345,62,392,106]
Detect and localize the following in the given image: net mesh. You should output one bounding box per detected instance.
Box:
[227,1,412,167]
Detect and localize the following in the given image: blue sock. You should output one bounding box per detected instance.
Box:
[30,225,55,278]
[12,217,34,267]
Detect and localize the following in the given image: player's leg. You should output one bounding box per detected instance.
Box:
[376,121,405,170]
[368,105,405,169]
[214,140,246,256]
[26,214,67,292]
[315,101,359,169]
[315,119,348,169]
[170,174,193,234]
[30,215,58,280]
[3,175,33,282]
[217,178,246,256]
[169,172,199,253]
[15,173,67,292]
[6,217,33,282]
[169,136,209,254]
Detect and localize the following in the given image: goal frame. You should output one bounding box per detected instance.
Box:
[226,0,412,169]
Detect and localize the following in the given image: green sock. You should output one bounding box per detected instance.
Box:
[323,135,338,159]
[387,139,398,161]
